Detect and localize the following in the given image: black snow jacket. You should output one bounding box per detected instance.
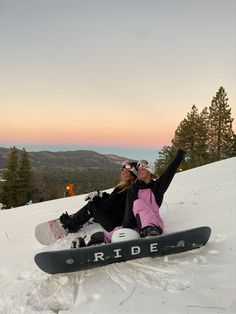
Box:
[71,185,131,232]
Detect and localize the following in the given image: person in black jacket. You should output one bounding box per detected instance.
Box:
[59,160,138,233]
[121,149,186,237]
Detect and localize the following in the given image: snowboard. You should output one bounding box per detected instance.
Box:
[35,219,67,245]
[34,226,211,274]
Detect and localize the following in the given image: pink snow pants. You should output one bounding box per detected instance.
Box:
[133,189,164,231]
[104,189,164,242]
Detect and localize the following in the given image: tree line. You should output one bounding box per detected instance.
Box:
[156,87,236,174]
[0,147,120,209]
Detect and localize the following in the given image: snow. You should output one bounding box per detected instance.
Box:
[0,157,236,314]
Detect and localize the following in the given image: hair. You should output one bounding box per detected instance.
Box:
[115,172,136,192]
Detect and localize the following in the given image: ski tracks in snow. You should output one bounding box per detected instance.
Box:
[0,265,76,314]
[69,250,211,312]
[0,243,214,314]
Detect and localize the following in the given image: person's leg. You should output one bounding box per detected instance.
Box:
[61,201,114,232]
[60,202,93,232]
[92,208,113,231]
[133,199,163,237]
[133,199,161,230]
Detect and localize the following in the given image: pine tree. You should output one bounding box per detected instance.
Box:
[231,134,236,157]
[0,147,33,208]
[208,87,235,161]
[17,148,33,206]
[156,87,235,171]
[156,145,177,175]
[171,105,209,168]
[197,107,210,164]
[0,146,19,209]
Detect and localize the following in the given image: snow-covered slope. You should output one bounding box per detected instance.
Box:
[0,158,236,314]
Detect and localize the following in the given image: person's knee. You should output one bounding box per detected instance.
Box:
[133,199,146,215]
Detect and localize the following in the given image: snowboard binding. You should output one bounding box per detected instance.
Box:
[71,237,86,249]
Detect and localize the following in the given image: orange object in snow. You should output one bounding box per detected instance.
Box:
[65,183,75,196]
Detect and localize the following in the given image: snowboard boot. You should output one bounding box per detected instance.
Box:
[59,212,81,233]
[140,225,162,238]
[71,237,86,249]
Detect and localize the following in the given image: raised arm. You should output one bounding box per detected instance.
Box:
[154,149,186,206]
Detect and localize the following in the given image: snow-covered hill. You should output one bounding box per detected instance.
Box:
[0,158,236,314]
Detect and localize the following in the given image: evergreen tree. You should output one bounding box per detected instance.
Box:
[156,87,235,172]
[156,145,177,175]
[0,147,33,208]
[196,106,210,164]
[17,148,33,206]
[231,134,236,157]
[0,146,18,209]
[208,87,235,161]
[171,105,209,168]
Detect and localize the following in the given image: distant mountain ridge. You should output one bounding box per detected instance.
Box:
[0,147,128,170]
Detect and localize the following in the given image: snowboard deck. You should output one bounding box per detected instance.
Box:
[34,226,211,274]
[35,219,67,245]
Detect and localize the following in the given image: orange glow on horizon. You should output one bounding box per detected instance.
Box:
[0,103,176,148]
[0,123,173,148]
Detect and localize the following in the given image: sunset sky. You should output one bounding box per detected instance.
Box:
[0,0,236,160]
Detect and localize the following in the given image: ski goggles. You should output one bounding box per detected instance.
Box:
[121,160,138,176]
[137,160,150,169]
[122,160,136,170]
[137,159,155,175]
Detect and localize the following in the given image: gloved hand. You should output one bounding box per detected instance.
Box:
[87,231,105,246]
[84,190,103,201]
[177,148,187,161]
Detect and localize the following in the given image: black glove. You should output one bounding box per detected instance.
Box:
[87,231,105,246]
[177,148,187,161]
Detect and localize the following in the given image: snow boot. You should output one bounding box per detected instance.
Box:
[59,212,81,233]
[140,225,162,238]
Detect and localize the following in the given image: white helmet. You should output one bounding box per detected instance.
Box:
[111,228,141,243]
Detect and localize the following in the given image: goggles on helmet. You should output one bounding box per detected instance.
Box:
[122,160,136,171]
[137,160,150,169]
